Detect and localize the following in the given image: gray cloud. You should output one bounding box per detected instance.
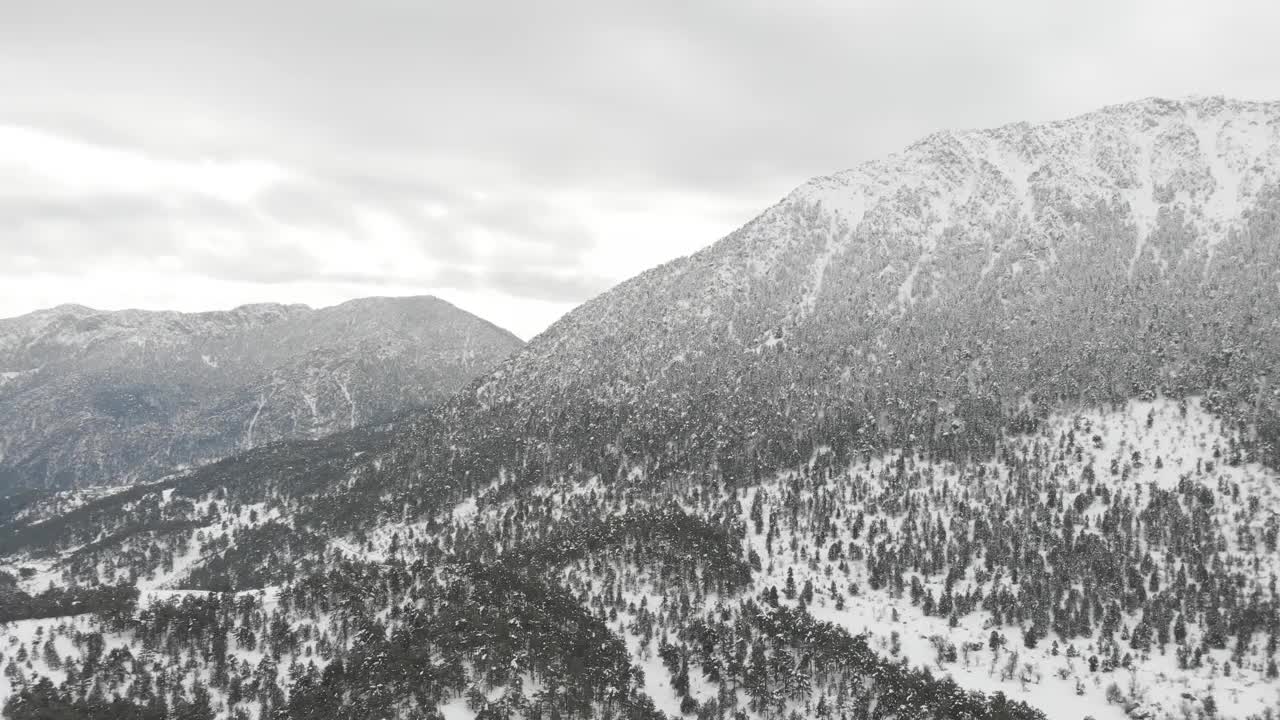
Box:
[12,1,1257,182]
[2,0,1278,335]
[485,268,614,303]
[0,160,604,305]
[0,194,250,264]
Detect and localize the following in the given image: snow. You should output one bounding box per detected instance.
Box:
[1124,131,1160,278]
[805,599,1126,720]
[245,390,270,448]
[450,496,478,523]
[896,257,924,308]
[0,615,133,704]
[622,595,685,717]
[337,376,357,428]
[988,139,1037,220]
[734,396,1280,720]
[1193,119,1236,241]
[606,586,725,717]
[0,557,62,595]
[3,484,135,531]
[301,389,319,420]
[438,695,476,720]
[142,584,280,608]
[134,525,212,591]
[795,205,861,322]
[767,97,1280,311]
[5,395,1277,719]
[0,368,40,390]
[796,230,841,320]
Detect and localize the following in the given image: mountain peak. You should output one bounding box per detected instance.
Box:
[326,294,445,310]
[783,95,1280,283]
[490,95,1280,416]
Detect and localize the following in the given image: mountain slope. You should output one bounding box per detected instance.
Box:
[3,96,1280,720]
[0,296,523,490]
[5,397,1276,720]
[462,95,1280,473]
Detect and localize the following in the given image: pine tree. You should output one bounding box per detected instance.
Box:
[673,658,690,698]
[751,491,765,535]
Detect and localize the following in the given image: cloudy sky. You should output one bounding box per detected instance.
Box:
[2,0,1276,339]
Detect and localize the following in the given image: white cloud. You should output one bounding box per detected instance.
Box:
[0,121,746,339]
[0,125,290,204]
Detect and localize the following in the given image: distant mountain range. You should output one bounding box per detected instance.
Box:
[0,296,523,490]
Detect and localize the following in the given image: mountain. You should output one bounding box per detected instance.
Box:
[2,97,1279,720]
[0,296,523,491]
[471,95,1280,468]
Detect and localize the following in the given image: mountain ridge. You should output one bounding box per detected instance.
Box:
[471,95,1280,447]
[0,295,523,490]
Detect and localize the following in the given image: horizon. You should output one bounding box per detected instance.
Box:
[4,91,1276,342]
[4,93,1271,335]
[5,1,1278,339]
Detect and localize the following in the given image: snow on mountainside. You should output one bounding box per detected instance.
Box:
[499,96,1280,401]
[0,302,309,359]
[789,96,1277,285]
[7,397,1275,719]
[363,396,1280,720]
[4,97,1280,720]
[0,296,523,490]
[791,96,1278,291]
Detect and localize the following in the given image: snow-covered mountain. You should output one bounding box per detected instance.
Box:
[493,95,1280,407]
[3,97,1280,720]
[0,296,523,490]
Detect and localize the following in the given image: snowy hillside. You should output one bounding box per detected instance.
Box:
[739,397,1280,720]
[504,96,1280,396]
[4,398,1279,719]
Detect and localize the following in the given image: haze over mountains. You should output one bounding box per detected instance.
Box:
[0,296,523,491]
[2,97,1280,720]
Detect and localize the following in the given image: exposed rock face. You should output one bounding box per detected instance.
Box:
[0,296,523,490]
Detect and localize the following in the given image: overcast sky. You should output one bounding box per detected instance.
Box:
[2,0,1276,339]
